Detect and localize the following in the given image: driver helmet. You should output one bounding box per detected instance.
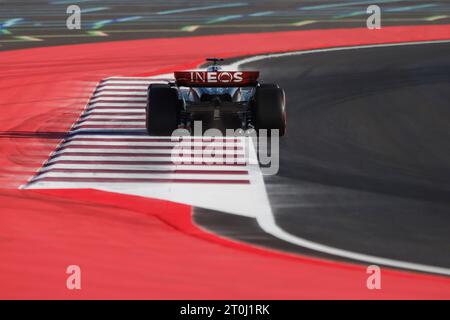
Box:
[206,64,222,72]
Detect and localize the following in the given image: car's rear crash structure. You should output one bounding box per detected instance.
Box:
[146,58,286,136]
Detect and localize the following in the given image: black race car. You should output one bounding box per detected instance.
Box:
[146,58,286,136]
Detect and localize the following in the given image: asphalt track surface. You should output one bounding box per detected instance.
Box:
[195,41,450,270]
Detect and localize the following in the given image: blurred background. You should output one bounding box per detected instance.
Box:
[1,0,450,50]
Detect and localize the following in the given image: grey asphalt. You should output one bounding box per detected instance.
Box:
[195,42,450,270]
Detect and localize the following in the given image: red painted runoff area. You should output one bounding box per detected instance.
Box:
[0,25,449,299]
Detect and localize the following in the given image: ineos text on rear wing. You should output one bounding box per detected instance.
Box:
[174,71,259,87]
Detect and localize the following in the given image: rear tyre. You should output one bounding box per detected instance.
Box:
[146,84,180,136]
[253,83,286,136]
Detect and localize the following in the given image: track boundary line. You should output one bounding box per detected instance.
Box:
[230,39,450,276]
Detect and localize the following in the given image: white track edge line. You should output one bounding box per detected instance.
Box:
[232,39,450,276]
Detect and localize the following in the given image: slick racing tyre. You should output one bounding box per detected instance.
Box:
[253,83,286,136]
[146,84,179,136]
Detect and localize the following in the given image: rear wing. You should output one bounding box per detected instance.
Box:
[174,71,259,87]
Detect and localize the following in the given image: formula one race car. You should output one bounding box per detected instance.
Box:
[146,58,286,136]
